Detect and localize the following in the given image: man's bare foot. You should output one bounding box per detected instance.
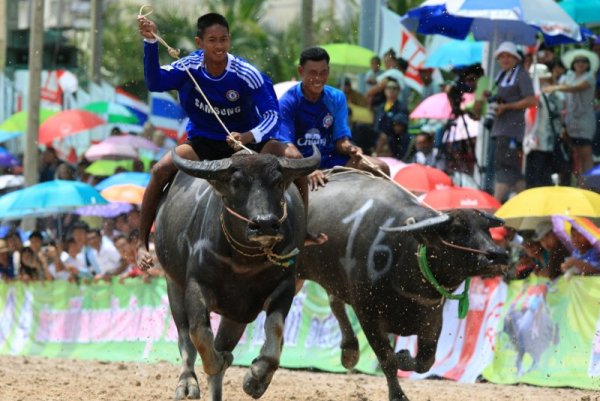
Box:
[304,232,328,247]
[137,249,155,271]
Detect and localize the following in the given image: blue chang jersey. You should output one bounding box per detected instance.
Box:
[276,84,352,169]
[143,41,279,142]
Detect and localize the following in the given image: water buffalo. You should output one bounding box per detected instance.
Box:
[155,147,320,401]
[298,169,508,401]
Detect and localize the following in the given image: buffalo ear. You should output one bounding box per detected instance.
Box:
[278,145,321,180]
[380,213,451,234]
[172,149,235,181]
[475,210,505,227]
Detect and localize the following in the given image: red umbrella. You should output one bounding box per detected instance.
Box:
[38,110,105,145]
[393,164,453,193]
[420,187,501,212]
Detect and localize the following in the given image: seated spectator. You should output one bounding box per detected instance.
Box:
[560,225,600,276]
[5,229,23,276]
[60,236,93,282]
[410,131,444,169]
[374,112,412,161]
[0,239,16,280]
[45,241,69,280]
[515,237,547,279]
[533,221,569,279]
[19,246,52,281]
[86,228,121,276]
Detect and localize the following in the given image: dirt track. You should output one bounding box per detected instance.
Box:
[0,355,598,401]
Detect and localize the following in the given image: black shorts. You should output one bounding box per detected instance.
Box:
[186,136,264,160]
[493,136,523,185]
[569,137,592,147]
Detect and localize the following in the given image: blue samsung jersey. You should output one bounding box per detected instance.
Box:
[143,41,279,142]
[276,84,352,168]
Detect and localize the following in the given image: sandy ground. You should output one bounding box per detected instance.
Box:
[0,356,598,401]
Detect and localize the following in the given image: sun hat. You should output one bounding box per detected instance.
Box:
[561,48,600,72]
[493,41,521,60]
[0,239,9,253]
[532,221,554,242]
[529,63,552,79]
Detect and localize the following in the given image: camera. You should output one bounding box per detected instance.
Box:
[483,95,503,130]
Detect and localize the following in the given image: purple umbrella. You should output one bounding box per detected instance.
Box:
[0,146,19,167]
[75,202,134,218]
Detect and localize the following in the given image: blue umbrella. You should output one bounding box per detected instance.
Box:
[559,0,600,25]
[0,146,19,167]
[402,0,585,45]
[583,165,600,192]
[0,180,108,220]
[425,39,484,69]
[95,172,151,191]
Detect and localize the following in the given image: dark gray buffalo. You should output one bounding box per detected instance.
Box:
[298,169,508,401]
[155,148,320,401]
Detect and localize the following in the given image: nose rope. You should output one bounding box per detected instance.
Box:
[440,238,491,256]
[223,201,288,227]
[138,5,254,154]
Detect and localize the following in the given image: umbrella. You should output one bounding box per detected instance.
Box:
[551,215,600,253]
[425,39,484,70]
[420,186,501,212]
[101,134,160,152]
[95,172,151,191]
[0,180,108,220]
[319,43,376,73]
[378,157,408,178]
[84,142,139,161]
[0,146,19,167]
[273,80,299,99]
[85,160,134,176]
[100,184,145,204]
[582,164,600,192]
[38,110,105,145]
[495,186,600,230]
[410,92,475,120]
[441,113,479,143]
[0,108,57,142]
[81,101,140,125]
[402,0,584,46]
[75,202,134,218]
[393,163,453,193]
[450,171,479,189]
[559,0,600,25]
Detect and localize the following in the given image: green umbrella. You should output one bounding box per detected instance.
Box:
[82,101,140,125]
[0,109,57,142]
[319,43,376,74]
[85,160,134,176]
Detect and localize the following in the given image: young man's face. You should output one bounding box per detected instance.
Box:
[298,60,329,99]
[196,24,230,64]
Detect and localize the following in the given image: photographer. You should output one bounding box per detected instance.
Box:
[488,42,536,202]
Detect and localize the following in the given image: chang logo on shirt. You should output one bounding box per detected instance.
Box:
[225,89,240,102]
[297,129,327,147]
[322,113,333,129]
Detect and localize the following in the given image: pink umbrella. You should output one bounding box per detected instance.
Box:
[102,134,160,152]
[38,110,105,145]
[410,92,475,120]
[377,157,407,178]
[84,142,138,161]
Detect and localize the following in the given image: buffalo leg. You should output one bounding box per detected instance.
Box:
[396,321,441,374]
[185,279,233,377]
[206,317,247,401]
[166,278,201,400]
[356,312,409,401]
[328,295,359,369]
[243,276,295,399]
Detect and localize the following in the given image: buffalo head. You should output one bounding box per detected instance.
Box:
[172,146,320,246]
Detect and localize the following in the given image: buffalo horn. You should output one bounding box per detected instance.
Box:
[277,145,321,179]
[477,210,505,227]
[171,148,234,181]
[380,213,451,233]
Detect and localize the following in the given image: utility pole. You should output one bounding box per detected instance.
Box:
[89,0,103,84]
[25,0,44,187]
[0,0,6,71]
[301,0,314,50]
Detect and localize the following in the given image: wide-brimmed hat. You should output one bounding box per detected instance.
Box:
[0,239,9,253]
[493,41,521,61]
[562,49,600,72]
[529,63,552,79]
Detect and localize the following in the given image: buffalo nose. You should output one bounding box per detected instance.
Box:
[487,248,509,263]
[249,214,281,234]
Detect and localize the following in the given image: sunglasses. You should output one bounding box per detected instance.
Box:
[386,86,400,90]
[574,58,589,64]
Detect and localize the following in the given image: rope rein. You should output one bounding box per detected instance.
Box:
[138,5,254,154]
[224,201,288,227]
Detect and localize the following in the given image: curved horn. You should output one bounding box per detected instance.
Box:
[477,210,505,227]
[171,148,234,181]
[380,214,451,233]
[277,145,321,179]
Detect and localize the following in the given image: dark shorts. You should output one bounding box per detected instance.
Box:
[569,137,592,147]
[186,136,264,160]
[493,136,523,185]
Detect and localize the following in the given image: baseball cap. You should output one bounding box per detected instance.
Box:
[532,221,553,241]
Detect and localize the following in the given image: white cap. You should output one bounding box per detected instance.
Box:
[529,63,552,79]
[493,41,521,60]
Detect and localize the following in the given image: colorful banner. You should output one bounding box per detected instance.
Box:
[483,275,600,390]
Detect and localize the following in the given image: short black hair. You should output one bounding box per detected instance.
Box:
[70,220,90,233]
[299,47,330,66]
[29,231,44,241]
[197,13,229,38]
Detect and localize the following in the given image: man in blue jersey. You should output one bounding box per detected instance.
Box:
[265,47,389,191]
[137,13,280,266]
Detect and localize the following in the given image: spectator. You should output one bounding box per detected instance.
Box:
[86,228,121,276]
[560,225,600,276]
[418,66,441,101]
[5,229,23,276]
[19,246,51,281]
[127,206,141,232]
[515,237,546,280]
[341,77,368,108]
[488,41,536,202]
[60,236,92,281]
[374,112,412,161]
[45,241,68,280]
[532,221,569,279]
[38,147,64,182]
[363,56,383,95]
[373,79,408,135]
[410,131,443,169]
[55,162,76,180]
[0,239,16,280]
[366,49,405,109]
[545,49,599,185]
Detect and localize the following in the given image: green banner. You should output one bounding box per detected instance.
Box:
[483,275,600,390]
[0,279,380,374]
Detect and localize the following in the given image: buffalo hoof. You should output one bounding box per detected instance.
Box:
[390,394,411,401]
[174,374,200,400]
[396,350,416,371]
[341,346,360,370]
[242,358,277,399]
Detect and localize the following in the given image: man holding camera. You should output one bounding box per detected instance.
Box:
[488,42,536,203]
